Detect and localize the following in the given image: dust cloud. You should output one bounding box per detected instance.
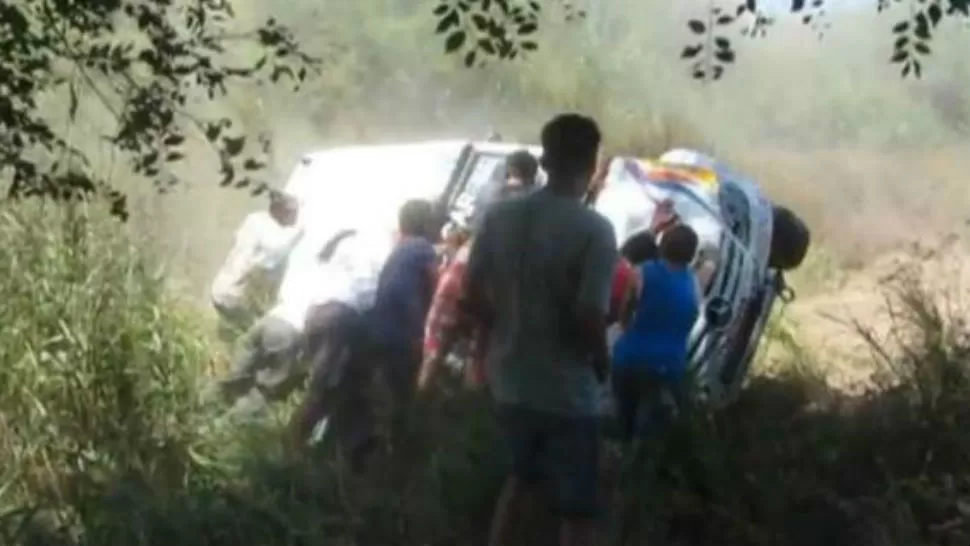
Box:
[53,0,970,311]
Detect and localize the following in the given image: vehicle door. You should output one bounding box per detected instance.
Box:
[440,143,539,227]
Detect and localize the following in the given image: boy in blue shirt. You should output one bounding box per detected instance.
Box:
[611,223,701,442]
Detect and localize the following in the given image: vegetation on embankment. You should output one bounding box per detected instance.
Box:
[2,200,969,546]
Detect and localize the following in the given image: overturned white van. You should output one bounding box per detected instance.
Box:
[224,140,809,407]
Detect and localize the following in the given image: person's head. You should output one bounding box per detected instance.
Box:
[539,113,602,197]
[621,231,659,266]
[398,199,436,240]
[506,150,539,188]
[658,224,699,268]
[268,190,299,226]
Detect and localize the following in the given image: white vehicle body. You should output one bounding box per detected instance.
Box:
[228,139,787,407]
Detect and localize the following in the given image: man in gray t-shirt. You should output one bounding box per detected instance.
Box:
[464,114,618,546]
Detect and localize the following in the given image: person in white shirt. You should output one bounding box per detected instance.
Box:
[286,229,394,459]
[215,225,393,419]
[209,190,303,338]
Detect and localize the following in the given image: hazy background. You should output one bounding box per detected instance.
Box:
[49,0,970,298]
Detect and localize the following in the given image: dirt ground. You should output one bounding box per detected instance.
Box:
[763,233,970,393]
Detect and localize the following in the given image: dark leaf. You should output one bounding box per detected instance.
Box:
[692,68,706,80]
[791,0,806,11]
[166,152,185,162]
[716,15,735,25]
[681,44,703,59]
[445,31,467,52]
[205,123,223,142]
[714,37,730,49]
[746,0,757,12]
[436,11,460,34]
[223,136,246,157]
[890,49,908,63]
[901,61,911,78]
[914,41,931,55]
[163,134,185,147]
[219,167,234,187]
[521,41,537,51]
[478,39,496,54]
[914,14,930,39]
[472,14,489,30]
[687,20,706,34]
[927,4,942,26]
[464,50,477,67]
[433,3,450,16]
[519,23,537,35]
[243,158,265,170]
[913,59,922,78]
[894,36,908,50]
[715,49,736,63]
[892,20,909,33]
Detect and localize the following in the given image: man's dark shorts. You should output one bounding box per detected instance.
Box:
[497,404,602,520]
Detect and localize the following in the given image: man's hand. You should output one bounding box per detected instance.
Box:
[416,353,441,393]
[651,199,679,234]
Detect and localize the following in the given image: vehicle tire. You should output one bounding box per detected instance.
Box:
[768,205,811,271]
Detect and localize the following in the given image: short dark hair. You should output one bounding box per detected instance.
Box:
[621,231,659,265]
[659,224,699,266]
[539,113,601,181]
[398,199,435,238]
[506,149,538,186]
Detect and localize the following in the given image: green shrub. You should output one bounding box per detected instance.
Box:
[0,200,212,519]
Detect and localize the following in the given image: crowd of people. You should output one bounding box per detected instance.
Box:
[207,113,704,546]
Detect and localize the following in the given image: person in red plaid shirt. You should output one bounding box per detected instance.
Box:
[417,223,488,391]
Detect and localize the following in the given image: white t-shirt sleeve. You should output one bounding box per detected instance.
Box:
[210,214,262,303]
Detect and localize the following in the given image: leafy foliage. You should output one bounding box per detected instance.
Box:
[0,0,319,219]
[433,0,970,81]
[431,0,585,67]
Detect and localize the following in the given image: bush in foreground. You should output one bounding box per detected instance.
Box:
[2,202,969,546]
